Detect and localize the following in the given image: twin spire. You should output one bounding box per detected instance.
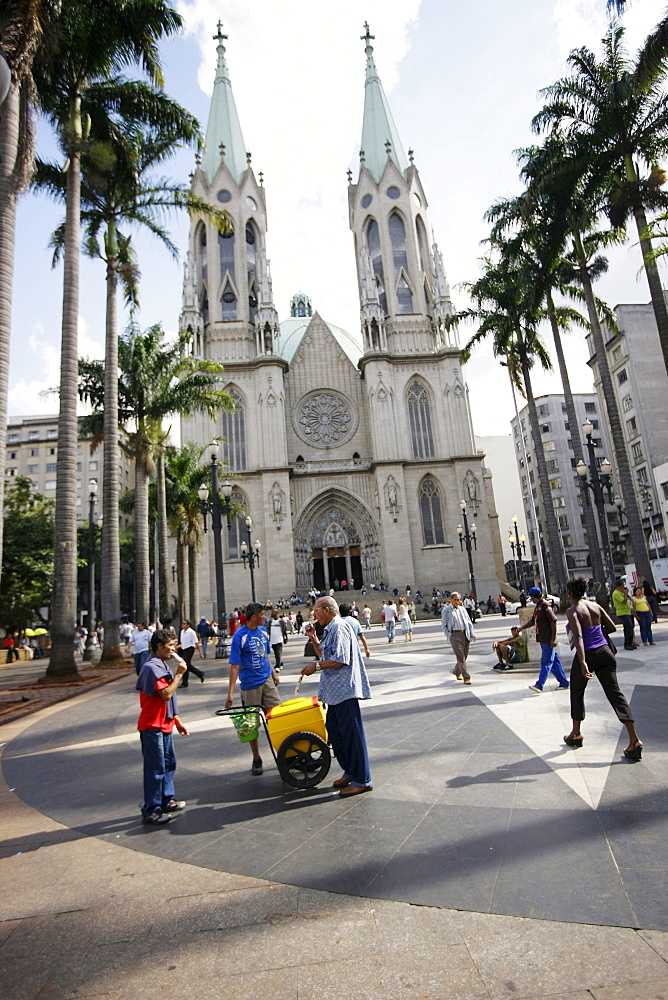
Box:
[201,21,410,186]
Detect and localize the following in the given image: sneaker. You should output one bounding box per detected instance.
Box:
[251,757,264,776]
[142,810,172,825]
[528,684,542,694]
[493,662,506,670]
[163,799,186,812]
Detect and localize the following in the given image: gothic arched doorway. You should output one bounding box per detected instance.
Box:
[294,489,381,592]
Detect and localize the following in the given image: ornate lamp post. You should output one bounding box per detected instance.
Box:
[508,516,527,592]
[457,499,477,604]
[576,419,615,587]
[83,480,98,662]
[197,442,233,658]
[240,516,261,602]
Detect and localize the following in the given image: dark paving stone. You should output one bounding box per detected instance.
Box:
[491,808,636,926]
[599,810,668,869]
[618,867,668,930]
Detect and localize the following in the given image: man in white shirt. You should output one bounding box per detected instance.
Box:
[178,620,204,688]
[267,609,288,671]
[131,622,151,675]
[441,592,476,684]
[384,600,397,643]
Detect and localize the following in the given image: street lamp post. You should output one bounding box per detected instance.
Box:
[83,481,98,662]
[577,420,615,588]
[197,442,234,658]
[509,515,527,592]
[457,499,477,604]
[240,516,261,602]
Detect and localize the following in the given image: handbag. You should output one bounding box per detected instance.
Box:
[304,639,315,657]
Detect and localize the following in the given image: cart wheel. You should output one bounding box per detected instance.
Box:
[276,731,331,789]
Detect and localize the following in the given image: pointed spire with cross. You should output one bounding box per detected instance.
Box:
[361,21,375,48]
[213,20,228,45]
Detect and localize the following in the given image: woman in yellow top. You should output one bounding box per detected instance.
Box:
[632,587,655,646]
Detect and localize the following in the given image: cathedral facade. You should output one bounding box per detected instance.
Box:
[180,25,503,614]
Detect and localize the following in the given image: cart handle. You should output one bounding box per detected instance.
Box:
[215,706,265,718]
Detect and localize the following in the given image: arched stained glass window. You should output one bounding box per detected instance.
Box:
[221,281,237,321]
[219,228,235,281]
[366,218,387,315]
[198,225,207,282]
[407,380,434,459]
[221,388,246,470]
[389,212,413,313]
[200,290,209,326]
[226,488,247,560]
[246,221,256,277]
[420,478,445,546]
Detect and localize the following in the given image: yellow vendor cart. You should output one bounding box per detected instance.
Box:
[216,696,331,789]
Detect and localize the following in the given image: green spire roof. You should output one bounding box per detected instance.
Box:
[359,23,409,184]
[201,23,247,186]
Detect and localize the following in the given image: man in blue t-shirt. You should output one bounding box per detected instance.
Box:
[226,602,281,775]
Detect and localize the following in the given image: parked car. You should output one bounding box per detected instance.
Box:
[506,593,560,614]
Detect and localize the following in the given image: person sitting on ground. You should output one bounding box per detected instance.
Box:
[493,626,527,669]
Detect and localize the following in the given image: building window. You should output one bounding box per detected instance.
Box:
[541,423,551,433]
[617,369,628,384]
[46,480,56,490]
[537,404,549,416]
[626,417,637,439]
[7,433,19,443]
[661,481,668,501]
[219,227,235,284]
[622,395,633,412]
[549,477,561,490]
[632,442,643,461]
[584,402,596,413]
[7,468,16,476]
[27,464,38,474]
[558,515,569,528]
[28,431,39,440]
[226,489,247,560]
[198,225,207,282]
[89,461,97,471]
[543,441,555,452]
[221,281,237,321]
[553,496,566,508]
[563,534,572,547]
[419,477,445,546]
[46,463,56,472]
[547,459,559,473]
[7,451,17,460]
[29,448,38,457]
[407,380,434,459]
[637,467,649,485]
[76,462,82,472]
[47,429,57,439]
[416,215,429,274]
[48,447,56,455]
[221,387,247,471]
[366,219,387,315]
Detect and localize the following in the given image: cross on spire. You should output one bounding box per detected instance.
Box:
[361,22,374,46]
[213,20,227,44]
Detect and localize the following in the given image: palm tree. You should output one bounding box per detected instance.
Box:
[0,1,56,580]
[452,244,569,594]
[33,0,183,680]
[519,138,656,588]
[36,119,230,661]
[79,323,233,622]
[534,19,668,378]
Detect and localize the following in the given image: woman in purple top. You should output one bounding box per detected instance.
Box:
[564,578,643,760]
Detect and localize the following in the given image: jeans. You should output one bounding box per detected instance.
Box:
[140,729,176,816]
[134,649,150,675]
[535,643,569,689]
[618,614,636,648]
[200,635,208,658]
[637,610,654,644]
[385,619,395,641]
[326,699,371,787]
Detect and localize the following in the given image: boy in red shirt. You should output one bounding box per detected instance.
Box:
[137,629,189,825]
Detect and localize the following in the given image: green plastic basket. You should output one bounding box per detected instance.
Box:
[230,709,259,743]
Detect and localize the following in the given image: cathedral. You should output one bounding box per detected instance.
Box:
[180,24,504,614]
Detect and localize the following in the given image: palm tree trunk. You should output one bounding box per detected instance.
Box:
[176,541,185,620]
[546,294,607,595]
[100,233,124,664]
[519,342,568,594]
[156,445,170,624]
[632,202,668,379]
[46,145,82,680]
[573,229,654,587]
[134,451,151,624]
[0,87,19,585]
[188,542,199,623]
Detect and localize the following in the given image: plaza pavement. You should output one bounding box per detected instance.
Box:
[1,613,667,999]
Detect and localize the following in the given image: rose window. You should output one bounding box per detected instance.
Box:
[296,392,353,446]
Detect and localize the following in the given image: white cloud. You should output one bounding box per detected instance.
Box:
[8,317,104,418]
[552,0,668,59]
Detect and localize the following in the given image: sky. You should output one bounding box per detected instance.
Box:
[9,0,668,438]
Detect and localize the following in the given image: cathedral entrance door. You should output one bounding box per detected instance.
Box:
[295,491,380,593]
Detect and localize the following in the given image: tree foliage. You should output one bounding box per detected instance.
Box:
[0,477,54,629]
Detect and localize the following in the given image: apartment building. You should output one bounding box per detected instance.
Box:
[510,393,615,579]
[586,302,668,566]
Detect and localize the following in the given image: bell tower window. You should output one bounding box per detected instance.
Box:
[407,379,434,459]
[221,282,237,321]
[366,218,387,315]
[198,225,207,282]
[219,229,235,282]
[389,212,413,314]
